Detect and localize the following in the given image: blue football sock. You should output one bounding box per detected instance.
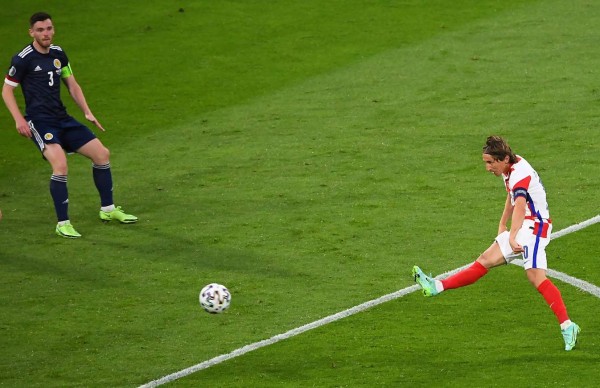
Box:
[50,174,69,222]
[93,163,114,207]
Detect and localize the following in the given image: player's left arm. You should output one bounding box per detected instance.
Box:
[509,192,527,253]
[498,193,513,235]
[61,65,105,131]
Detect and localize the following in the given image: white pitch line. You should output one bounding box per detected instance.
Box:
[140,214,600,387]
[550,214,600,240]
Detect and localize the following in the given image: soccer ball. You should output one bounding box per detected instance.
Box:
[199,283,231,314]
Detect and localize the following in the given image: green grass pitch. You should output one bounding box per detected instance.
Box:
[0,0,599,386]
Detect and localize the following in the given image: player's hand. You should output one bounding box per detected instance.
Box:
[510,238,524,253]
[85,113,105,132]
[15,117,31,138]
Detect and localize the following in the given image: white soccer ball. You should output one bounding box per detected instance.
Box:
[199,283,231,314]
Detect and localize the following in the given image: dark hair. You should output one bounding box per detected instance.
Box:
[30,12,52,27]
[482,135,517,163]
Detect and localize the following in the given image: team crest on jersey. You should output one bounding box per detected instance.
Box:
[8,66,16,77]
[53,59,61,69]
[44,133,54,141]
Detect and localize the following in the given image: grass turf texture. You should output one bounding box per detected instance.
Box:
[1,0,599,386]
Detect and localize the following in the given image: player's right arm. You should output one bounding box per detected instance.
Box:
[1,82,31,138]
[498,193,512,235]
[61,66,105,132]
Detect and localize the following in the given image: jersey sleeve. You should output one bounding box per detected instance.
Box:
[512,176,531,200]
[509,168,532,200]
[4,55,25,87]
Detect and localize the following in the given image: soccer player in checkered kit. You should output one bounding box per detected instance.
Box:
[2,12,137,238]
[413,135,580,351]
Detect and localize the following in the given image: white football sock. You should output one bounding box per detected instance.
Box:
[560,320,572,330]
[435,280,444,293]
[101,205,115,212]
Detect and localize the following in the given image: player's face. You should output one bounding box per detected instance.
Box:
[29,19,54,50]
[482,153,509,176]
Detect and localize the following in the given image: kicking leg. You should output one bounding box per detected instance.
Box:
[413,241,505,296]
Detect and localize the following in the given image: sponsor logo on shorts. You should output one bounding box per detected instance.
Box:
[44,133,54,140]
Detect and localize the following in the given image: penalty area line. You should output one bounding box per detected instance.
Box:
[139,214,600,387]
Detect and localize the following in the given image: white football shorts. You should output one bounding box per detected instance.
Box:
[495,219,552,270]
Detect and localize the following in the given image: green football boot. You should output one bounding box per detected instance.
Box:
[562,322,580,351]
[55,221,82,238]
[412,265,439,297]
[99,206,138,224]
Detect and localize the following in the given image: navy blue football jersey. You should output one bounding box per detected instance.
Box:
[4,44,72,120]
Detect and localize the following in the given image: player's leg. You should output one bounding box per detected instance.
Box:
[522,224,580,350]
[440,242,505,289]
[533,270,580,351]
[534,270,570,325]
[76,138,113,205]
[412,240,505,297]
[43,143,81,238]
[76,137,137,223]
[527,268,570,326]
[43,143,69,221]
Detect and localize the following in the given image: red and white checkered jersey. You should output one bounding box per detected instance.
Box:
[502,156,550,220]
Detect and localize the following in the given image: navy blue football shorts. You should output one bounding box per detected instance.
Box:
[28,116,97,154]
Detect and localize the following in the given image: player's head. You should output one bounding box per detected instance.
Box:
[482,135,517,176]
[29,12,54,50]
[30,12,52,27]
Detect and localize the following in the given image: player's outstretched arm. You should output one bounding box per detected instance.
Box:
[63,75,105,131]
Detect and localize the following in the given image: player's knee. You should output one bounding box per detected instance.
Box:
[51,162,68,175]
[526,269,547,288]
[476,255,492,269]
[477,250,504,269]
[94,145,110,164]
[101,146,110,161]
[45,152,68,174]
[53,169,68,176]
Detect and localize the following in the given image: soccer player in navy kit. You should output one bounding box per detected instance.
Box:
[2,12,137,238]
[412,136,580,351]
